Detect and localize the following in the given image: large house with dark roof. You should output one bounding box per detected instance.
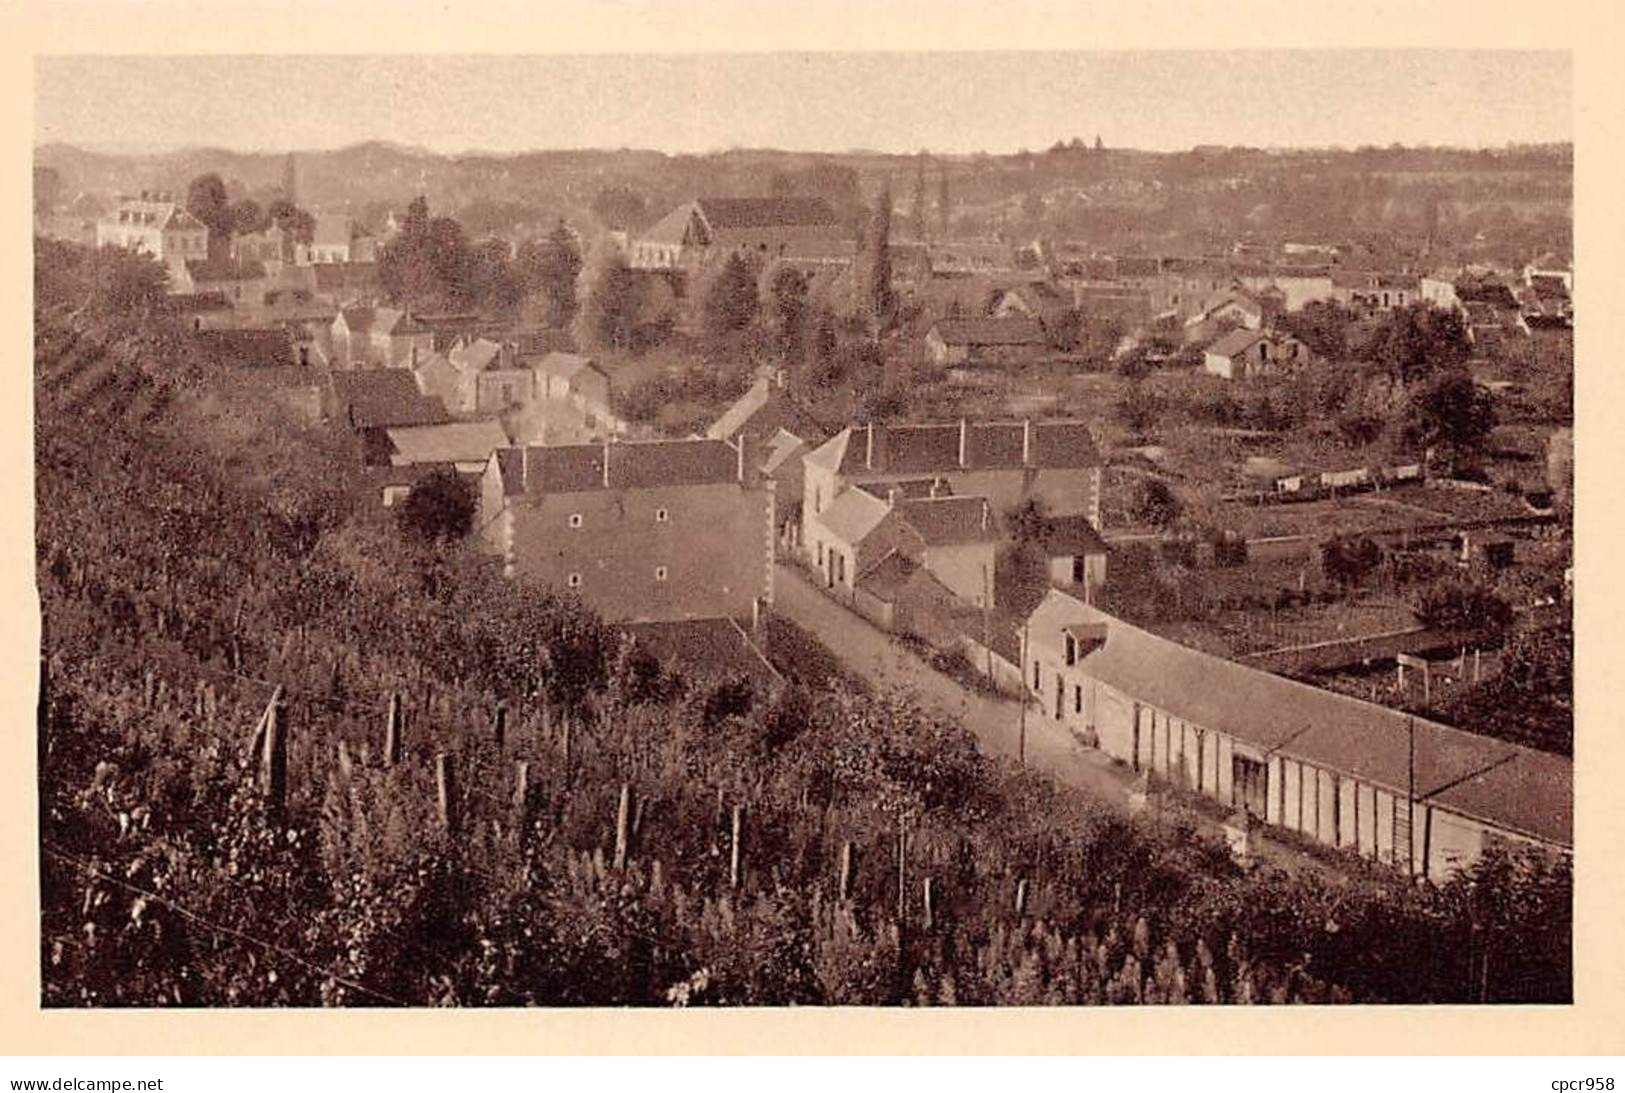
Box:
[95,191,208,279]
[1023,589,1571,878]
[630,197,851,271]
[477,438,774,628]
[803,419,1103,554]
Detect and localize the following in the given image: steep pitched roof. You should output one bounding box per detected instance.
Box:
[1028,591,1571,847]
[816,487,891,546]
[384,420,510,466]
[696,196,841,230]
[893,496,996,546]
[708,378,829,445]
[1206,328,1267,358]
[192,328,296,370]
[511,438,742,494]
[328,369,450,429]
[931,316,1046,347]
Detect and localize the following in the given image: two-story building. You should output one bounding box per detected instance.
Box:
[95,191,209,281]
[477,438,774,629]
[802,419,1104,554]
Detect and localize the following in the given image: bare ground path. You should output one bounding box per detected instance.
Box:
[773,562,1357,881]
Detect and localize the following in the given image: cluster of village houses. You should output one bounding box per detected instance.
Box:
[85,188,1571,878]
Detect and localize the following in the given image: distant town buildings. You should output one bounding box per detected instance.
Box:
[95,191,208,280]
[630,197,851,271]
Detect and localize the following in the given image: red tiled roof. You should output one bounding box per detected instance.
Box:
[513,438,742,494]
[697,196,841,230]
[192,328,296,370]
[826,420,1101,476]
[328,369,450,429]
[894,496,996,545]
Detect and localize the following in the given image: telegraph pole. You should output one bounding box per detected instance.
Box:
[1019,616,1030,766]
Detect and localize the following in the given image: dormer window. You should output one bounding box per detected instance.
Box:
[568,513,583,529]
[654,566,668,581]
[566,573,582,589]
[655,507,669,523]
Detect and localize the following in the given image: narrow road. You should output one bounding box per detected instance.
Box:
[773,562,1353,880]
[774,563,1138,804]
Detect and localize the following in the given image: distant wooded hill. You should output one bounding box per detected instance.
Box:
[36,140,1571,261]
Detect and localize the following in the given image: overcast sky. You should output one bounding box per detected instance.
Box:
[35,52,1571,156]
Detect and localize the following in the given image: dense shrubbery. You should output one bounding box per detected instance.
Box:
[33,239,1573,1006]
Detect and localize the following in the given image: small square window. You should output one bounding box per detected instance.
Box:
[568,513,583,528]
[654,566,668,581]
[655,507,669,522]
[566,573,582,589]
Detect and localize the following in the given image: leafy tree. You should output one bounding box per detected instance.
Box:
[769,264,809,363]
[861,185,895,334]
[1115,381,1165,435]
[1276,300,1354,360]
[1321,535,1382,589]
[229,199,266,238]
[1403,371,1497,461]
[526,220,583,329]
[396,469,476,544]
[1412,580,1513,633]
[266,198,316,247]
[1132,478,1181,530]
[581,253,646,353]
[704,252,759,336]
[1362,302,1470,387]
[467,238,524,316]
[1005,497,1049,544]
[185,173,234,260]
[806,308,839,385]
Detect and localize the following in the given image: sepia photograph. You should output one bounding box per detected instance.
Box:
[27,42,1581,1020]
